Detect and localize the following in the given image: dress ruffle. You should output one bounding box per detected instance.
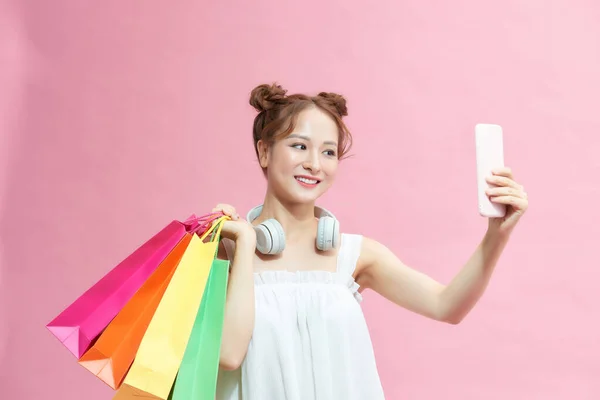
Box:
[253,270,363,303]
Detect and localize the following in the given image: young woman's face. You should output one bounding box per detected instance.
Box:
[261,107,340,205]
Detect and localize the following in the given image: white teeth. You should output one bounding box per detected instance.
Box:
[296,177,318,184]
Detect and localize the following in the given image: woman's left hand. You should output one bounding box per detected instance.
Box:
[485,166,529,237]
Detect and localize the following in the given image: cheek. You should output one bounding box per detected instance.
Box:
[284,151,303,165]
[323,160,339,179]
[270,148,296,173]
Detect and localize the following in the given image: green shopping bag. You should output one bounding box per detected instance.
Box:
[171,257,230,399]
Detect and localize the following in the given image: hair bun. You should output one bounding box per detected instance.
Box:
[250,83,287,112]
[317,92,348,117]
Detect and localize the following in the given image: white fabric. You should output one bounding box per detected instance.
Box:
[216,233,385,400]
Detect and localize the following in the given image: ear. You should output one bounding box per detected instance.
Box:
[257,139,269,168]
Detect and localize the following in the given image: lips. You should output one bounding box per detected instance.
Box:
[295,176,321,186]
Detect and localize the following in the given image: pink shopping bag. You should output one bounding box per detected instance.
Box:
[46,213,222,359]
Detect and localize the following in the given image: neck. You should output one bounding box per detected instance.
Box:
[253,193,317,241]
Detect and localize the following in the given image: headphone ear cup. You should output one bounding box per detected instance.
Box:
[332,218,340,249]
[255,219,285,255]
[317,216,339,251]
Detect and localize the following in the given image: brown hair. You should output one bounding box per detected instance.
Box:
[250,83,353,168]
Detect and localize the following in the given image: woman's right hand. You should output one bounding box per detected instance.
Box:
[212,203,256,245]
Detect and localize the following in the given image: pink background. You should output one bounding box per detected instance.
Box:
[1,1,598,399]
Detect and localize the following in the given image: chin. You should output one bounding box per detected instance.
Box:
[273,187,323,206]
[290,184,331,204]
[293,192,324,205]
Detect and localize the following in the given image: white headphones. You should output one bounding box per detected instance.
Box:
[246,205,340,255]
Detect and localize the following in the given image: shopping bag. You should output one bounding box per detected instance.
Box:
[113,216,228,400]
[46,213,220,358]
[78,232,194,389]
[171,257,230,400]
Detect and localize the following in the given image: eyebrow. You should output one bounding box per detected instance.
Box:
[287,133,338,147]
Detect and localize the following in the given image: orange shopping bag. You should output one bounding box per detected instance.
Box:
[77,233,194,389]
[113,216,228,400]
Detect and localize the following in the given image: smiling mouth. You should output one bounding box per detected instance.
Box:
[295,176,320,185]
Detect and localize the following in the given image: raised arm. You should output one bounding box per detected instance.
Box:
[357,232,510,324]
[356,167,528,324]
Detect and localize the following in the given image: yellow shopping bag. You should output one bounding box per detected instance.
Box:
[113,216,228,400]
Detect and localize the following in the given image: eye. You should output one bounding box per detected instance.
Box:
[291,143,307,150]
[324,149,337,157]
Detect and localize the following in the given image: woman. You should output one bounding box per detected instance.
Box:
[213,83,528,399]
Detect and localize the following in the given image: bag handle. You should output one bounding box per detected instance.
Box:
[184,212,222,225]
[184,212,225,234]
[198,215,230,243]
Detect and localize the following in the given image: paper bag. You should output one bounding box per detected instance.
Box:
[114,216,227,400]
[46,219,192,358]
[171,258,230,399]
[78,233,194,389]
[46,213,221,358]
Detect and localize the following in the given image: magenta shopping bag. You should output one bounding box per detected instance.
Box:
[46,213,222,359]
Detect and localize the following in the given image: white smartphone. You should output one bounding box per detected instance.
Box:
[475,123,506,218]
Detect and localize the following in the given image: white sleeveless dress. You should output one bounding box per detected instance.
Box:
[216,233,385,399]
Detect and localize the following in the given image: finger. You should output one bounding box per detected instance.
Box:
[211,208,227,217]
[491,167,513,178]
[213,204,231,213]
[223,207,239,219]
[213,204,238,219]
[485,175,522,190]
[486,187,527,199]
[490,195,528,211]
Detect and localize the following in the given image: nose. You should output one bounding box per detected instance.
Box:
[302,151,321,174]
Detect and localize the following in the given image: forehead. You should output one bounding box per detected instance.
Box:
[290,107,339,143]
